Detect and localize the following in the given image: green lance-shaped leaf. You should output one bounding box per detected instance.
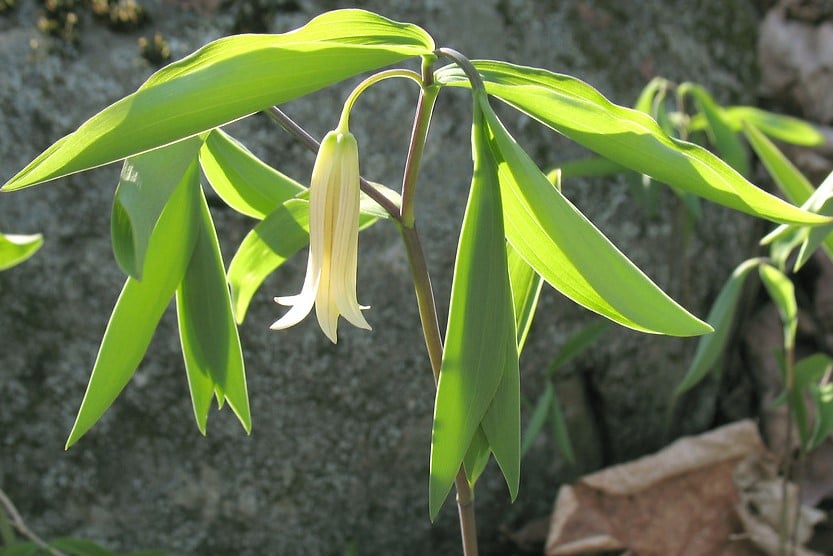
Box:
[429,93,519,520]
[744,123,814,206]
[791,354,833,394]
[67,160,201,448]
[759,263,798,351]
[634,76,669,116]
[691,106,825,146]
[549,390,576,465]
[111,137,204,279]
[2,9,434,191]
[228,199,310,324]
[176,187,251,434]
[479,93,711,336]
[508,243,543,353]
[460,242,541,488]
[435,61,825,225]
[521,382,554,456]
[679,83,749,176]
[200,129,304,219]
[463,242,536,488]
[810,379,833,451]
[674,258,761,396]
[546,320,609,377]
[0,232,43,271]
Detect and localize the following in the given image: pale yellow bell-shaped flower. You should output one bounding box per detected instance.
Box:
[270,128,371,343]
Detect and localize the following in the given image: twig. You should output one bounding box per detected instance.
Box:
[0,487,66,556]
[265,106,402,220]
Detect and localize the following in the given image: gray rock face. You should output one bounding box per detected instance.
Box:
[1,0,762,554]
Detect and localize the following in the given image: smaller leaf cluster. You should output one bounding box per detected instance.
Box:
[664,82,833,457]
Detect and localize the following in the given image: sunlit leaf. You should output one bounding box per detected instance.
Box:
[674,258,760,396]
[429,93,519,519]
[436,61,825,225]
[744,123,814,205]
[3,9,434,191]
[66,161,200,448]
[679,83,749,176]
[692,106,824,146]
[111,137,204,279]
[479,94,711,336]
[200,129,304,219]
[176,188,251,434]
[0,232,43,271]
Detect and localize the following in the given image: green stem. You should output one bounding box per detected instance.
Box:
[400,86,439,227]
[338,69,423,131]
[401,226,442,382]
[435,48,485,92]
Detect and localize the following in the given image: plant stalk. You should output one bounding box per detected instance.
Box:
[400,85,439,228]
[398,81,479,555]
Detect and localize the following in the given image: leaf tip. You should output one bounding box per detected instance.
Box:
[65,429,81,451]
[428,478,451,523]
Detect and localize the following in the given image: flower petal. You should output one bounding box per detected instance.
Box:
[270,248,319,329]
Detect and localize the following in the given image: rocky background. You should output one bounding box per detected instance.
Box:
[0,0,819,554]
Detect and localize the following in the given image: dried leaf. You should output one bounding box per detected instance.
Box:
[547,421,766,556]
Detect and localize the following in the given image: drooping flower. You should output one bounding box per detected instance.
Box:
[270,127,371,343]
